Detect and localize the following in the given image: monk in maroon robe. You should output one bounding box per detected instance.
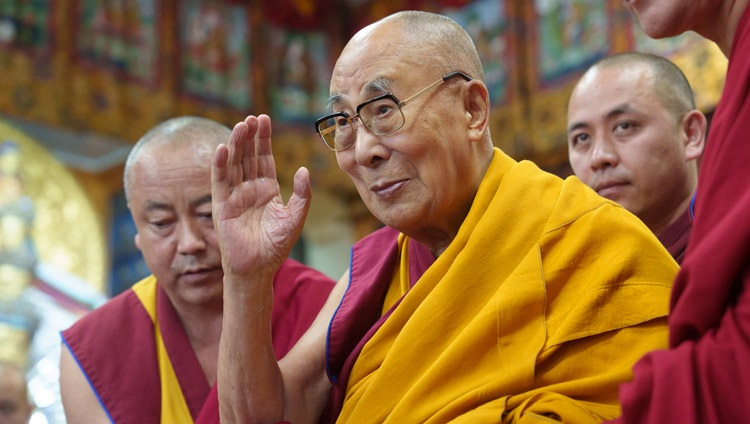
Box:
[59,117,334,424]
[614,2,750,422]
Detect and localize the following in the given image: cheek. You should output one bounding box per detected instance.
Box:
[335,151,357,176]
[569,154,591,180]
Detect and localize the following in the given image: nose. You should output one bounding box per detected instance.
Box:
[589,135,619,170]
[176,219,206,255]
[352,120,389,167]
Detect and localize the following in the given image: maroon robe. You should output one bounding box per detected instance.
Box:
[656,207,692,264]
[615,6,750,423]
[62,259,334,424]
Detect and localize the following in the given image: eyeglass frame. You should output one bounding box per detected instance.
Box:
[314,71,473,152]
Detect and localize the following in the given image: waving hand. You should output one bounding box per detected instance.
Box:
[211,114,312,281]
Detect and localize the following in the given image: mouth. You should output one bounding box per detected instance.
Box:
[370,179,407,198]
[595,181,628,199]
[180,266,221,279]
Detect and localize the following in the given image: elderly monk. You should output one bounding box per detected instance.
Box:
[612,1,750,423]
[59,117,334,424]
[211,11,678,424]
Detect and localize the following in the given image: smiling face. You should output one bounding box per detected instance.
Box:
[567,63,701,234]
[127,135,224,311]
[329,16,490,252]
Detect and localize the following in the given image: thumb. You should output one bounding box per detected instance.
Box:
[287,166,312,227]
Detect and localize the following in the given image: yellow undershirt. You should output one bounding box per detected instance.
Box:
[381,234,412,316]
[132,276,194,423]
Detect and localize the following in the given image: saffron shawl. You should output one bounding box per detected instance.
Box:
[336,149,676,423]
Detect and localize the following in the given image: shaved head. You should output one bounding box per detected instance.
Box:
[124,116,230,202]
[367,11,486,84]
[583,52,696,123]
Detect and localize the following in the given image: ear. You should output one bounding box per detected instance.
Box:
[464,80,490,143]
[681,109,707,161]
[134,233,142,251]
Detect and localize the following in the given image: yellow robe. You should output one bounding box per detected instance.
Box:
[339,149,676,423]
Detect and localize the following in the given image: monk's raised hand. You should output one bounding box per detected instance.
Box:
[211,114,312,281]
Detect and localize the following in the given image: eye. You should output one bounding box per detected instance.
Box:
[614,121,636,133]
[570,132,590,147]
[334,116,350,127]
[376,103,393,117]
[370,100,395,118]
[149,220,172,232]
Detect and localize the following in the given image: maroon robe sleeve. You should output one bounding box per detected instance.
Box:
[270,258,336,357]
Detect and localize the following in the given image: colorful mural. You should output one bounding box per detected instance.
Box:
[267,25,331,122]
[445,0,512,106]
[179,1,252,109]
[534,0,610,86]
[0,0,52,52]
[76,0,159,84]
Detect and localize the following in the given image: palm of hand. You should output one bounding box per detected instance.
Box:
[211,115,311,278]
[216,174,295,276]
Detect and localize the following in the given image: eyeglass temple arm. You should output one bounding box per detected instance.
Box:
[399,71,473,107]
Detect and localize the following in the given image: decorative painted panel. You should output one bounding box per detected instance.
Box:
[179,0,252,109]
[75,0,159,84]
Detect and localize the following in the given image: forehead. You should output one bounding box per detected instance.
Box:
[136,137,216,169]
[569,65,662,114]
[329,24,432,105]
[129,142,213,203]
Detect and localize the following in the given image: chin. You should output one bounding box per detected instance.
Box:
[640,25,685,39]
[186,289,224,308]
[630,5,691,40]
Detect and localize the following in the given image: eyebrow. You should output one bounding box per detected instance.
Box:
[567,103,635,134]
[145,201,172,213]
[190,194,212,209]
[144,194,212,213]
[326,77,394,111]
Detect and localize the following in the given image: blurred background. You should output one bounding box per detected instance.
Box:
[0,0,727,422]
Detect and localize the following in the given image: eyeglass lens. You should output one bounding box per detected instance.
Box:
[318,97,404,150]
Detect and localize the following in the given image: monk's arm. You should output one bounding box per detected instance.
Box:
[218,271,348,424]
[59,345,112,424]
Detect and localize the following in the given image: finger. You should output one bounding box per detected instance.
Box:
[243,116,259,180]
[211,144,229,214]
[256,114,277,181]
[227,121,249,186]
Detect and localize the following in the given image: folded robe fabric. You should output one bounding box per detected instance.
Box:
[62,258,334,424]
[328,148,677,423]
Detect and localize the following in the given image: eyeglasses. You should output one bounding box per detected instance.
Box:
[314,71,473,151]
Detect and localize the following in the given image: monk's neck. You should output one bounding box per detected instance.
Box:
[178,306,223,386]
[695,0,748,56]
